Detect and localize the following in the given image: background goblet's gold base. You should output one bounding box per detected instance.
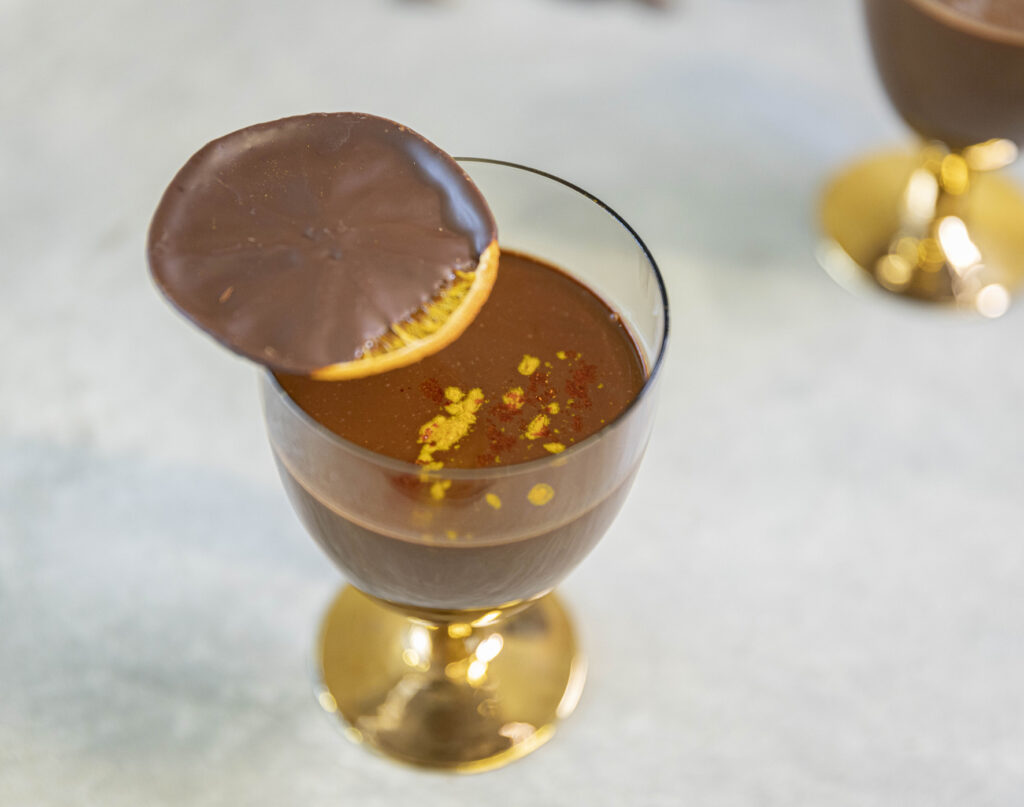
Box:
[315,587,586,773]
[819,141,1024,318]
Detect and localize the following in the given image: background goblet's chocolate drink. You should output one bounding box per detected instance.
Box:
[865,0,1024,150]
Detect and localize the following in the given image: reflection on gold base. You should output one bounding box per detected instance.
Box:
[820,148,1024,317]
[316,586,585,773]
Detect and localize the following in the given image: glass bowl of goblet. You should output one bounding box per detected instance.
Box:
[261,159,669,772]
[821,0,1024,316]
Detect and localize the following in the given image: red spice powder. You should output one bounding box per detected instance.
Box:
[419,378,446,405]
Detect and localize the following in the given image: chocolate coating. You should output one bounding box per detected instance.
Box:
[148,113,497,373]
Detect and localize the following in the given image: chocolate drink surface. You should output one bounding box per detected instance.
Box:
[270,251,648,610]
[865,0,1024,149]
[276,251,646,468]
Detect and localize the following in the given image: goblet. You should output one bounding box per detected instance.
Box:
[821,0,1024,316]
[261,159,669,772]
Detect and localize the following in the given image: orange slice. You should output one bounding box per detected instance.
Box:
[311,241,498,380]
[148,113,498,379]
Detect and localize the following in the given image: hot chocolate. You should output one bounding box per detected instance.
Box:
[269,249,649,609]
[865,0,1024,149]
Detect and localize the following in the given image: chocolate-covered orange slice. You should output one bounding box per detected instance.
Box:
[148,113,498,378]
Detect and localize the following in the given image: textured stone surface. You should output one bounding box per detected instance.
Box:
[2,0,1023,804]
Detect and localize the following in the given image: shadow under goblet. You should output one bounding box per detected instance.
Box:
[820,0,1024,316]
[262,159,668,772]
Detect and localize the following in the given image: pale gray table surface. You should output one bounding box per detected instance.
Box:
[2,0,1023,804]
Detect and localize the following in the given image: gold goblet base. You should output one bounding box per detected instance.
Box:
[820,149,1024,316]
[316,586,586,773]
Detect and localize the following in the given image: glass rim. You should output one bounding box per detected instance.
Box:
[264,156,670,480]
[903,0,1024,46]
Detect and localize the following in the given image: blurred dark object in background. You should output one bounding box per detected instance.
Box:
[399,0,672,7]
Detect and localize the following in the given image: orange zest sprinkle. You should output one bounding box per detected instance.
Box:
[527,483,555,506]
[417,386,485,468]
[502,387,525,410]
[524,413,550,440]
[430,480,451,500]
[517,354,541,376]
